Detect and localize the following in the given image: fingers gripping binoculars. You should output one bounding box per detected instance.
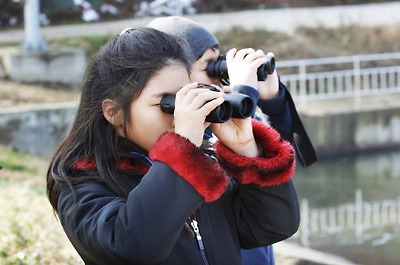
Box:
[207,54,275,81]
[160,84,255,123]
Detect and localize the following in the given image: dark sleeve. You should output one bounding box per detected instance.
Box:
[258,82,318,167]
[58,133,230,264]
[257,81,293,142]
[234,180,300,248]
[216,120,300,247]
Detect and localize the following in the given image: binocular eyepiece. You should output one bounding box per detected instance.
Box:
[207,54,275,81]
[160,84,255,123]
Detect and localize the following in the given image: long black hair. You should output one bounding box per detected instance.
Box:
[47,27,193,212]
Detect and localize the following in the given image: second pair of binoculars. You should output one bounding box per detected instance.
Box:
[207,54,275,81]
[160,84,255,123]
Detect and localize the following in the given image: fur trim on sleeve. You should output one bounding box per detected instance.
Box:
[149,132,229,202]
[215,120,295,186]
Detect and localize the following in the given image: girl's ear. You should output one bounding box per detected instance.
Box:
[102,99,123,126]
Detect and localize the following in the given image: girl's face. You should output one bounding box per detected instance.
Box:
[122,63,190,151]
[191,48,220,85]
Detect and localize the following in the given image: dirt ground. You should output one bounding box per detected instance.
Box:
[0,79,80,108]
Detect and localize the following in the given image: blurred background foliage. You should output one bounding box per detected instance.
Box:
[1,0,398,27]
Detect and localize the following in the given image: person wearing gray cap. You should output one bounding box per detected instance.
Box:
[149,16,316,265]
[148,16,219,61]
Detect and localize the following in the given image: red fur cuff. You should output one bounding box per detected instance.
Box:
[215,120,295,186]
[149,132,229,202]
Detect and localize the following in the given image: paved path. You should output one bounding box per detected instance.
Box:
[274,241,359,265]
[296,92,400,115]
[1,2,400,44]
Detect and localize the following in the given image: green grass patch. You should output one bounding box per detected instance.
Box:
[0,145,48,175]
[0,160,26,172]
[0,178,10,187]
[48,34,113,60]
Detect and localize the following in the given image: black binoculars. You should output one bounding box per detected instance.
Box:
[160,84,255,123]
[207,54,275,81]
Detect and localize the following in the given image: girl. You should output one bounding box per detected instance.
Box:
[47,27,298,265]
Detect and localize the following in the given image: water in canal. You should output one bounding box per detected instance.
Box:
[289,150,400,265]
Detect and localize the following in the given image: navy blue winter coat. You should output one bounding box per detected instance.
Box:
[57,86,299,265]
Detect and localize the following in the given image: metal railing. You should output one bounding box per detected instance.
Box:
[277,52,400,102]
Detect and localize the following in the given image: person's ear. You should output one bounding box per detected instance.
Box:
[102,99,123,126]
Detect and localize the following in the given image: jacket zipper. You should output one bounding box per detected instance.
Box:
[189,213,210,265]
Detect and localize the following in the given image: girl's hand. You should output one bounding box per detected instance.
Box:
[226,48,267,89]
[257,52,280,100]
[174,82,224,147]
[211,86,260,157]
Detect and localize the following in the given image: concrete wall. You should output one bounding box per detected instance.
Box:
[300,107,400,158]
[1,103,399,159]
[0,103,77,159]
[0,47,86,87]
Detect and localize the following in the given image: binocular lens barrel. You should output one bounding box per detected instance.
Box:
[223,93,254,119]
[207,54,275,81]
[205,100,232,123]
[207,60,228,80]
[159,85,254,123]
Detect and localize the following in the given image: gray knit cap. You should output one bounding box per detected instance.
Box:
[148,16,219,59]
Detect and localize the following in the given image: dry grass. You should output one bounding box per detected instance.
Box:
[0,79,80,108]
[0,146,83,265]
[215,24,400,60]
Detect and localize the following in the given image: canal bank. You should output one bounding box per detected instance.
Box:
[297,93,400,158]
